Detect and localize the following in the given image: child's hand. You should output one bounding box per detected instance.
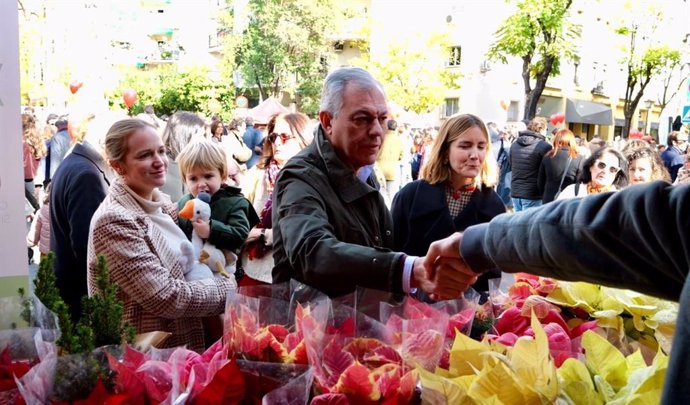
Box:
[263,229,273,246]
[246,227,263,242]
[192,219,211,239]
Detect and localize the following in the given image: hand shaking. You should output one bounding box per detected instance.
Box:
[411,232,479,300]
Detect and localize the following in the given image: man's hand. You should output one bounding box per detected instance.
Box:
[192,219,211,239]
[411,257,478,301]
[411,232,480,300]
[423,232,462,280]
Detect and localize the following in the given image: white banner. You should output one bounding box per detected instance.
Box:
[0,1,28,280]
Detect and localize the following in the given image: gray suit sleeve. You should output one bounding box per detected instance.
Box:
[461,181,689,301]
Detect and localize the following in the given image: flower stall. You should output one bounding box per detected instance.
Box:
[0,255,677,404]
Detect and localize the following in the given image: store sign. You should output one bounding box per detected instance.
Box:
[682,105,690,124]
[0,2,28,282]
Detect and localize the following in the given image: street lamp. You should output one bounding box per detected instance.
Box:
[644,99,654,137]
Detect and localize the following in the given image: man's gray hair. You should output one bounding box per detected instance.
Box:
[319,67,385,118]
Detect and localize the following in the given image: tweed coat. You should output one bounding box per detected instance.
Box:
[87,179,234,352]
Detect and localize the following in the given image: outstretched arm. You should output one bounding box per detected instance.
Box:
[460,181,689,302]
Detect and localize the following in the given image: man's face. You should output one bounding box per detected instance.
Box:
[320,84,388,171]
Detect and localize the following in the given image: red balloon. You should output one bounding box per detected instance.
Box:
[69,80,83,94]
[549,114,559,126]
[556,112,566,124]
[123,89,138,109]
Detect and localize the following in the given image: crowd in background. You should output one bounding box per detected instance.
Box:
[18,95,690,351]
[22,105,690,267]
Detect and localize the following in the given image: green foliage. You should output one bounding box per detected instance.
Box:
[18,253,134,354]
[31,253,62,316]
[18,254,133,402]
[487,0,579,119]
[108,66,235,119]
[82,256,136,348]
[233,0,340,111]
[615,4,683,137]
[360,31,462,115]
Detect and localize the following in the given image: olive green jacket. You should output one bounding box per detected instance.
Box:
[272,126,405,297]
[178,185,259,254]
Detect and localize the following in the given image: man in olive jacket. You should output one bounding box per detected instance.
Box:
[272,67,471,299]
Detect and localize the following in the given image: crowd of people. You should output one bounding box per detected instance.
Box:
[18,67,690,403]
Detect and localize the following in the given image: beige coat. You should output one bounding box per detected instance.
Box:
[87,179,233,352]
[376,131,404,181]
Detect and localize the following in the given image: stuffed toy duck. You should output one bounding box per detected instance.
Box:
[178,192,235,280]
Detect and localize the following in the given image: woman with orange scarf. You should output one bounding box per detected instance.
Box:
[556,146,628,199]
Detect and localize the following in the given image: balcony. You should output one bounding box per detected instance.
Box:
[208,28,229,53]
[138,45,182,66]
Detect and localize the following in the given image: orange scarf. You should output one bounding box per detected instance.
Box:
[587,183,616,194]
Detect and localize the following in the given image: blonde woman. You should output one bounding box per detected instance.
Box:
[391,113,505,293]
[88,119,234,351]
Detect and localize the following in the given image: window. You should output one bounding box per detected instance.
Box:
[447,46,461,67]
[444,98,459,117]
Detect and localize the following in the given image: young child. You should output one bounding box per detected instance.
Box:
[26,183,51,260]
[176,140,259,344]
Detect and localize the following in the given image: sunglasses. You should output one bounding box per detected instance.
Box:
[595,160,620,174]
[269,132,294,143]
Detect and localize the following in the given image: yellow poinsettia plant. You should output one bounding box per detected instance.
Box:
[419,312,668,405]
[545,281,677,355]
[559,330,668,405]
[419,313,558,404]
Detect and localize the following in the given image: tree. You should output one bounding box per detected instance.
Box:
[615,6,682,138]
[487,0,580,120]
[18,1,47,105]
[232,0,339,113]
[109,66,235,119]
[359,32,461,115]
[657,62,690,116]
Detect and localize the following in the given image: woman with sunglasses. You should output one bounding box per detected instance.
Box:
[240,112,313,286]
[556,146,628,200]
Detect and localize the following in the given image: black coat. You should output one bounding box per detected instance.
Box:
[50,142,110,322]
[391,180,505,291]
[537,148,583,203]
[509,130,552,199]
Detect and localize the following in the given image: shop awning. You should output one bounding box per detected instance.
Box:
[566,99,613,125]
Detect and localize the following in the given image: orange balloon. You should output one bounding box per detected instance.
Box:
[123,88,138,109]
[69,80,83,94]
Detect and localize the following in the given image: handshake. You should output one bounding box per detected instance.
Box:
[411,232,477,300]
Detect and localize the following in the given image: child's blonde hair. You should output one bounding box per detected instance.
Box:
[176,140,229,181]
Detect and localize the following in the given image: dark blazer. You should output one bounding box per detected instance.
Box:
[391,180,506,291]
[50,142,110,322]
[537,148,583,203]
